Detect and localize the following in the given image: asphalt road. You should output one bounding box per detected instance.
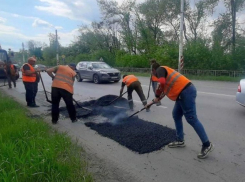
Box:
[1,73,245,182]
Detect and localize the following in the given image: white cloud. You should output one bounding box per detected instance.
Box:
[0,17,7,23]
[57,28,80,46]
[55,26,63,29]
[35,0,74,19]
[32,18,54,28]
[0,24,18,33]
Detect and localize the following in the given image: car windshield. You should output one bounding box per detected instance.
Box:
[0,51,8,62]
[92,63,111,69]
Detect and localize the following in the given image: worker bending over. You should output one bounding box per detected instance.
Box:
[46,63,77,124]
[120,74,149,112]
[145,62,214,159]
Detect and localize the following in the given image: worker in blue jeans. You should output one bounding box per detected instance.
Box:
[146,62,214,159]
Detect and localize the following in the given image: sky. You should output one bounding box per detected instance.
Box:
[0,0,144,52]
[0,0,244,52]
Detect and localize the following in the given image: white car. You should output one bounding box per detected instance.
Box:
[236,78,245,107]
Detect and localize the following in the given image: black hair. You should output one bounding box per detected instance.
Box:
[152,62,160,70]
[150,59,157,64]
[122,74,128,78]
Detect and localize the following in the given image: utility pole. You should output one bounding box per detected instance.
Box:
[178,0,184,73]
[22,43,25,64]
[56,30,59,65]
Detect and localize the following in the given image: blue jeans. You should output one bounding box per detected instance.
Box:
[172,84,209,144]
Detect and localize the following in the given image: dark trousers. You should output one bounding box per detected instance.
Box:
[51,87,76,122]
[23,82,38,105]
[7,74,16,88]
[127,81,147,109]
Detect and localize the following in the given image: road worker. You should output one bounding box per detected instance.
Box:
[4,61,17,89]
[46,63,77,124]
[150,59,161,106]
[21,57,40,107]
[120,74,149,112]
[145,62,214,159]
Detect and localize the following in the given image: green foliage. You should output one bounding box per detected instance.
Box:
[115,51,149,68]
[151,43,179,68]
[0,93,93,182]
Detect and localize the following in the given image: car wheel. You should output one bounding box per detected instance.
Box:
[93,74,100,84]
[76,73,83,82]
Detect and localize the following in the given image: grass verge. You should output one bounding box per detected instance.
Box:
[121,72,243,82]
[0,91,93,182]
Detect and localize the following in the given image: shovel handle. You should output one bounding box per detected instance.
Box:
[127,102,155,119]
[39,72,52,103]
[107,91,127,106]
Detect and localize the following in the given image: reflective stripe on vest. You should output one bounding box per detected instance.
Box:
[162,66,190,101]
[21,63,36,82]
[123,75,138,87]
[52,65,76,94]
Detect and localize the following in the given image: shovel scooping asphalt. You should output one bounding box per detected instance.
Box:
[127,102,155,119]
[39,72,52,103]
[100,91,128,106]
[45,90,92,111]
[72,98,92,111]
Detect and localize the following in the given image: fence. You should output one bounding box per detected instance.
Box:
[116,67,245,77]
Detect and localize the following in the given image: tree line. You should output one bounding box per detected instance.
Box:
[14,0,245,71]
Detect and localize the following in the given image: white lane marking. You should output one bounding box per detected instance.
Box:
[142,84,235,98]
[134,100,167,108]
[198,91,235,97]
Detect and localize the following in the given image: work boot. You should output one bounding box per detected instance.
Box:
[52,120,58,124]
[28,103,40,107]
[168,141,185,148]
[197,143,214,159]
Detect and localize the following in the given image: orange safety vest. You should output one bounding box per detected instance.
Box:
[21,63,36,82]
[52,65,76,94]
[151,74,158,82]
[10,64,16,76]
[161,66,190,101]
[122,75,138,87]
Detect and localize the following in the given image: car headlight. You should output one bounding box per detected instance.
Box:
[99,70,107,74]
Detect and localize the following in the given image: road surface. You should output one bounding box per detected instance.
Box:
[0,73,245,182]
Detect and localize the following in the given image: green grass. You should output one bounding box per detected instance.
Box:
[0,92,93,182]
[121,72,243,82]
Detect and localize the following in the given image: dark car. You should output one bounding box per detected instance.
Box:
[0,49,8,78]
[75,61,121,84]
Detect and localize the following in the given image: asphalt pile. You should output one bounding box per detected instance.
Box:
[57,94,177,154]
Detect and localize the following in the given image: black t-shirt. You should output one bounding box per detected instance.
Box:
[23,64,40,82]
[156,67,168,78]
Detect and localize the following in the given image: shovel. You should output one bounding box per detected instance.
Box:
[72,98,92,111]
[45,90,92,111]
[39,72,52,103]
[147,73,152,99]
[127,102,155,119]
[102,91,127,106]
